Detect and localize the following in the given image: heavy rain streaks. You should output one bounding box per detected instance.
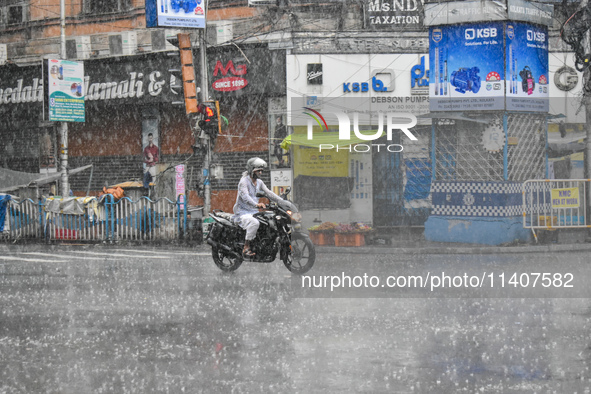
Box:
[0,245,590,392]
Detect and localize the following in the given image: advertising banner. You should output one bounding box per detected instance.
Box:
[175,164,185,207]
[429,23,505,112]
[47,59,85,122]
[505,22,549,112]
[145,0,205,28]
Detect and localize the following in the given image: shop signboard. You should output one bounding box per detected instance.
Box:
[47,59,85,122]
[293,145,349,178]
[208,47,286,97]
[429,22,505,112]
[424,0,553,27]
[424,0,506,26]
[270,169,292,197]
[505,22,549,112]
[365,0,424,30]
[145,0,205,28]
[1,53,183,113]
[507,0,553,26]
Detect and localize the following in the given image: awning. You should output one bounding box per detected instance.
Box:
[547,113,566,120]
[0,164,93,193]
[281,130,390,149]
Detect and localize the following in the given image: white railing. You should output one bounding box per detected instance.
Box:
[522,179,590,242]
[105,196,186,242]
[3,198,42,240]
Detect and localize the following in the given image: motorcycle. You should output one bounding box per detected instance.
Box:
[205,187,316,274]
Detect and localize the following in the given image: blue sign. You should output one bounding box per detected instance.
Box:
[506,22,549,112]
[429,22,505,111]
[145,0,205,29]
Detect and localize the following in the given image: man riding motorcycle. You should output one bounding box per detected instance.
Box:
[233,157,282,258]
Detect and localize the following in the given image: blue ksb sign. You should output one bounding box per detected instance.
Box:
[343,71,394,93]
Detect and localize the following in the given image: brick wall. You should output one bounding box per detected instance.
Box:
[68,150,271,201]
[0,127,41,173]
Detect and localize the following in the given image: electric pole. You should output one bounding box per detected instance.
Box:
[59,0,69,197]
[583,2,591,235]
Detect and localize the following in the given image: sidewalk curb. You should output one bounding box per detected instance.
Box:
[314,243,591,255]
[2,241,591,255]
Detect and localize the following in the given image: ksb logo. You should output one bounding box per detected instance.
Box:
[527,30,545,42]
[343,70,394,93]
[465,27,497,40]
[304,107,418,142]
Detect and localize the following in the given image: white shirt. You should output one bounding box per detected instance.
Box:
[233,174,281,217]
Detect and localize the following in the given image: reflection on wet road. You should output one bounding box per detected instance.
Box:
[0,245,589,393]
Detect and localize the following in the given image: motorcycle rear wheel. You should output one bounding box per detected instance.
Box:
[282,233,315,274]
[212,246,243,272]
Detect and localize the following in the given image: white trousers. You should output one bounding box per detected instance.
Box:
[238,214,260,241]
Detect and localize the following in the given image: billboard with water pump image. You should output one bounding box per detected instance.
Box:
[505,22,549,112]
[429,22,505,112]
[429,21,548,113]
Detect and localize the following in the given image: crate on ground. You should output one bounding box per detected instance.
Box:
[334,233,365,247]
[309,231,335,246]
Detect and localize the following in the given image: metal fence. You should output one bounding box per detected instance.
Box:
[1,195,189,243]
[435,114,546,182]
[522,179,590,241]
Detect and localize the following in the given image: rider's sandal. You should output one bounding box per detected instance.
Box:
[242,248,255,258]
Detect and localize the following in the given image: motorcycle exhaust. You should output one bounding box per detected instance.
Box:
[207,238,242,259]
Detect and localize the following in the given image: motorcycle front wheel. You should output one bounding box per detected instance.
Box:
[282,233,315,274]
[212,246,243,272]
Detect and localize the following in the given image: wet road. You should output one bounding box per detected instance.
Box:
[0,245,590,393]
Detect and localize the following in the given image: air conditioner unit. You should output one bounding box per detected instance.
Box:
[248,0,278,6]
[0,44,7,65]
[65,36,91,59]
[109,31,137,56]
[151,30,167,51]
[207,22,233,45]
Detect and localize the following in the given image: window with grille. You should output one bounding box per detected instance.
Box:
[83,0,131,14]
[0,2,27,26]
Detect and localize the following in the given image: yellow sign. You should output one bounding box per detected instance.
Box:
[294,145,349,177]
[551,187,580,209]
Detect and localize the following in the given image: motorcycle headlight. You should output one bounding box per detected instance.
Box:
[286,210,302,223]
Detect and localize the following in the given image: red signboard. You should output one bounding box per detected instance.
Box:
[211,59,248,92]
[212,76,248,92]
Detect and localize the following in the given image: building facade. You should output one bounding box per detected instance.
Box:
[0,0,586,240]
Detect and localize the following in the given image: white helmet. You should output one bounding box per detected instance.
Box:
[246,157,267,177]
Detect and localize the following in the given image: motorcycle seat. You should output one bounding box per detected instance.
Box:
[211,211,240,227]
[215,211,234,221]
